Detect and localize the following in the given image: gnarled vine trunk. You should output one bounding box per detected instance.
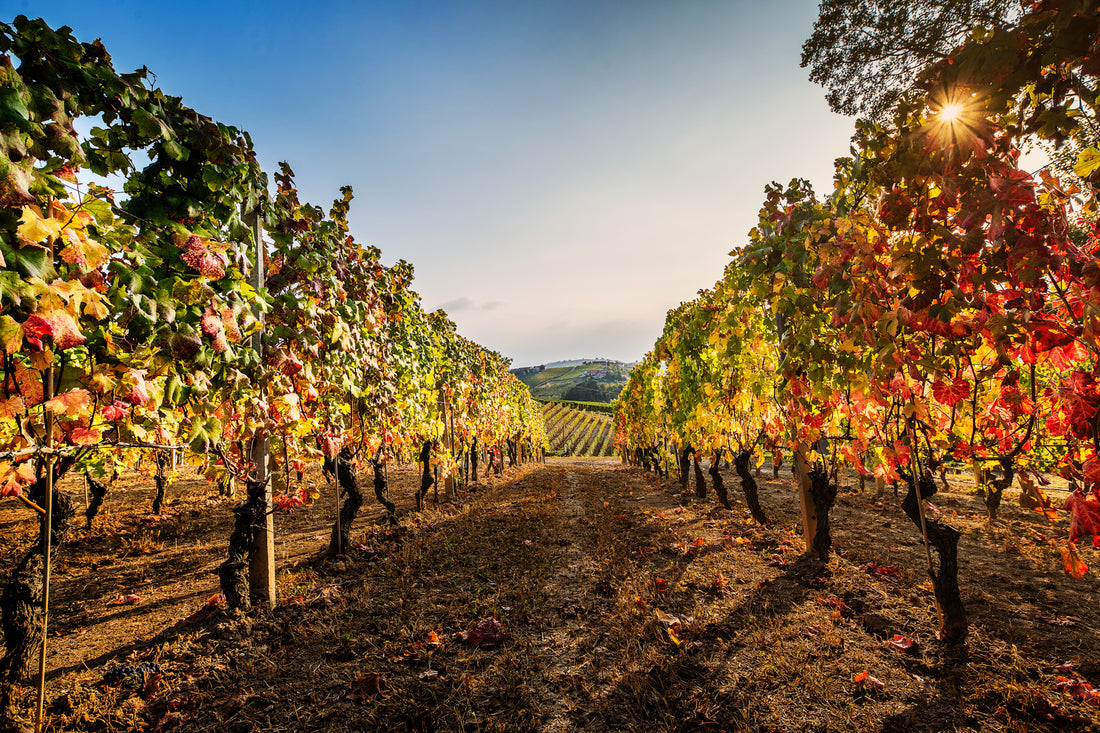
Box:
[733,449,768,526]
[901,471,967,645]
[416,440,435,510]
[693,453,707,499]
[218,477,269,610]
[710,449,732,510]
[679,445,691,495]
[1,458,76,715]
[84,472,109,529]
[807,467,838,562]
[652,446,665,477]
[984,456,1015,522]
[152,451,170,516]
[329,451,365,554]
[470,437,479,482]
[373,458,398,526]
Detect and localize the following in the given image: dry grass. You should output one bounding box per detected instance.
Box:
[1,457,1098,731]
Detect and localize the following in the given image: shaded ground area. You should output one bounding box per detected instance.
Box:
[3,457,1099,731]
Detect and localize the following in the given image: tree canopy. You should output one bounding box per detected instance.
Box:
[801,0,1017,120]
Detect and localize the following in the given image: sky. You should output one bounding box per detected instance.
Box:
[11,0,857,367]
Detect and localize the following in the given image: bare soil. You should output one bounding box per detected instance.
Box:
[3,457,1099,732]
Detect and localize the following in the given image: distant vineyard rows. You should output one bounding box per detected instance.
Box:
[542,403,616,457]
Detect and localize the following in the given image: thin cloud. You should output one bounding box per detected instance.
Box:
[435,297,502,313]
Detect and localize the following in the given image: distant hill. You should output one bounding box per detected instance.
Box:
[512,359,632,402]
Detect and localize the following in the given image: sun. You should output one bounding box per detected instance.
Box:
[939,103,964,123]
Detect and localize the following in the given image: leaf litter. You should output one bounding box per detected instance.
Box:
[6,458,1100,731]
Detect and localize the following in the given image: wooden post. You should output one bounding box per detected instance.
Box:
[36,367,54,732]
[246,208,275,608]
[793,442,817,554]
[333,459,341,555]
[444,394,455,497]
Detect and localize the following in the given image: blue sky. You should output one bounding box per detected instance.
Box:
[12,1,856,366]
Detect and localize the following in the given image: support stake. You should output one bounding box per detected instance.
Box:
[36,367,55,731]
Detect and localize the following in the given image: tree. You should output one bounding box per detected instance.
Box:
[801,0,1017,120]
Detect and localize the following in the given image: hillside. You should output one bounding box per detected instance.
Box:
[512,359,631,402]
[541,402,617,457]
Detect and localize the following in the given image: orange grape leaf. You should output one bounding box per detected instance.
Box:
[44,389,92,418]
[0,396,26,419]
[70,427,101,445]
[38,308,85,350]
[0,462,35,497]
[1061,543,1088,579]
[854,671,886,692]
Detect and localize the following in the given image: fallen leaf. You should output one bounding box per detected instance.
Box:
[816,596,853,616]
[109,594,143,605]
[456,618,504,648]
[887,634,918,653]
[347,673,389,704]
[175,593,224,627]
[1060,543,1088,579]
[311,585,341,606]
[1036,612,1080,627]
[655,608,681,629]
[1055,676,1100,708]
[854,671,886,692]
[860,562,900,580]
[214,688,256,720]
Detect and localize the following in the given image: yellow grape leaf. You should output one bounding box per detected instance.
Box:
[17,206,63,244]
[59,231,110,270]
[1074,147,1100,179]
[0,316,22,355]
[89,370,115,394]
[50,280,109,320]
[44,389,92,418]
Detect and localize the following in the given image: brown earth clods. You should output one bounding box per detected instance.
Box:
[2,456,1099,732]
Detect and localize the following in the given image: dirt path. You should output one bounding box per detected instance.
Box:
[7,458,1100,731]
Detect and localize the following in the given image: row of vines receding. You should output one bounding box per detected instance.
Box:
[615,0,1100,648]
[0,14,548,721]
